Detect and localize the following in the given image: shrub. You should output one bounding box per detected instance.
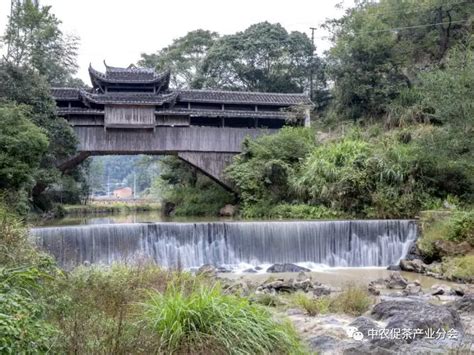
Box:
[266,203,346,220]
[226,127,316,208]
[171,184,234,217]
[294,137,373,213]
[143,283,305,354]
[446,210,474,245]
[0,266,58,353]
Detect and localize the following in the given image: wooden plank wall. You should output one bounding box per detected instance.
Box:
[73,126,276,153]
[156,116,190,126]
[104,105,155,127]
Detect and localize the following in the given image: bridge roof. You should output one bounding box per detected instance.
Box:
[51,87,312,107]
[81,91,178,106]
[155,108,291,119]
[51,87,82,100]
[89,64,171,89]
[177,89,312,106]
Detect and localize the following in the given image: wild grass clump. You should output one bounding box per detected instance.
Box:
[0,201,51,266]
[441,255,474,283]
[143,283,305,354]
[418,210,474,259]
[253,292,282,307]
[46,264,177,354]
[293,292,331,316]
[331,285,373,316]
[292,286,372,317]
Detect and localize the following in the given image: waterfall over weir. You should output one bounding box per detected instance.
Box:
[32,220,417,270]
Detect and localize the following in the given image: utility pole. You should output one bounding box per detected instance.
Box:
[6,0,15,59]
[133,173,136,199]
[309,27,317,101]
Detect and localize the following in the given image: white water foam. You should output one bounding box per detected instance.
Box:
[32,220,417,270]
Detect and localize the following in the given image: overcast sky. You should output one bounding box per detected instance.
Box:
[0,0,352,83]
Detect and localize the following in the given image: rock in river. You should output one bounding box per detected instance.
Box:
[384,272,408,289]
[371,298,462,335]
[266,263,310,273]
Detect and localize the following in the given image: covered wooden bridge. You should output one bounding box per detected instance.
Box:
[52,63,312,188]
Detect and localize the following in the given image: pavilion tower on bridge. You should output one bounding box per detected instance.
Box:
[51,63,313,188]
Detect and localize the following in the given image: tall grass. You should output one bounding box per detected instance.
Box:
[46,264,171,354]
[292,285,372,317]
[143,283,305,354]
[331,285,372,316]
[293,292,331,316]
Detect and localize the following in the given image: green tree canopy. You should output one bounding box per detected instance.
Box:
[324,0,473,120]
[0,103,48,191]
[3,0,79,86]
[195,22,316,92]
[139,30,218,89]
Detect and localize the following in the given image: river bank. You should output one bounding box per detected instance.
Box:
[213,266,474,354]
[62,200,161,215]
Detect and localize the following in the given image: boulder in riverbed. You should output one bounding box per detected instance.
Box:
[219,204,236,217]
[349,316,380,338]
[196,264,217,277]
[368,278,385,296]
[371,298,462,335]
[266,263,311,273]
[403,282,422,296]
[431,283,455,296]
[384,272,408,289]
[312,284,333,296]
[399,258,427,273]
[242,268,258,273]
[450,294,474,313]
[216,266,233,273]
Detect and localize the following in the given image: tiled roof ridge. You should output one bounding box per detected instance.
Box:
[177,88,309,97]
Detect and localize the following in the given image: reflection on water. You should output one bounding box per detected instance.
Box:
[35,211,230,227]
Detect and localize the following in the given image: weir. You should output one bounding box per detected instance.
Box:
[32,220,417,270]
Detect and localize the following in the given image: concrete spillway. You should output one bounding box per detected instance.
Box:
[31,220,417,270]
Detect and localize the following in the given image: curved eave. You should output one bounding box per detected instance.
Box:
[80,90,178,106]
[57,107,104,116]
[88,65,171,87]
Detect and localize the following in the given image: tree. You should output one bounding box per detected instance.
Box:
[3,0,79,86]
[0,63,77,163]
[0,103,49,213]
[139,30,218,89]
[324,0,473,120]
[195,22,316,93]
[417,45,474,129]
